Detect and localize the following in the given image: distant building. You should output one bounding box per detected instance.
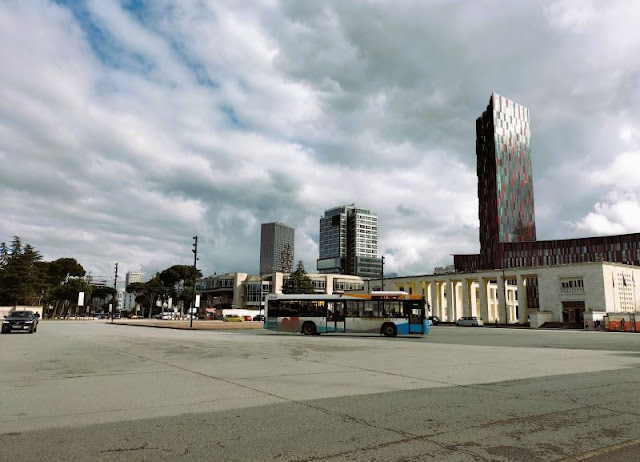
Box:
[317,205,382,278]
[197,272,366,312]
[125,271,144,286]
[260,222,295,274]
[122,271,144,313]
[384,261,640,329]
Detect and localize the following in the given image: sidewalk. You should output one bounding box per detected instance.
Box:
[108,319,263,331]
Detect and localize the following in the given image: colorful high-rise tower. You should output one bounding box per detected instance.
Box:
[477,93,536,256]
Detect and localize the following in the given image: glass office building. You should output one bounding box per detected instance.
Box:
[260,222,295,274]
[317,205,382,277]
[477,92,536,252]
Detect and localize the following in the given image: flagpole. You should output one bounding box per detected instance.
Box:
[613,272,616,312]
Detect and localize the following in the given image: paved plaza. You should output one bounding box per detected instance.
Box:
[1,321,639,461]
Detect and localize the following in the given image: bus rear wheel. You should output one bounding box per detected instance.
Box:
[382,323,397,337]
[302,322,316,336]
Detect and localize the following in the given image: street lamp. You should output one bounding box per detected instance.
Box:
[191,236,198,329]
[112,263,118,324]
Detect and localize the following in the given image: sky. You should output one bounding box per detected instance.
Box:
[1,0,640,285]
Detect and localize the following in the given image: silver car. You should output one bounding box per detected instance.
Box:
[456,316,484,327]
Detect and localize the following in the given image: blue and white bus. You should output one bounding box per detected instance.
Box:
[264,291,429,337]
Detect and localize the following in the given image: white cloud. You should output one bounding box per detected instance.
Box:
[2,0,640,282]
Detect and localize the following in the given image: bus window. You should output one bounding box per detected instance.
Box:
[383,300,402,317]
[346,301,360,317]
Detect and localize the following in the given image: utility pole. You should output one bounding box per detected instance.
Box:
[191,236,198,329]
[380,256,385,291]
[112,263,118,324]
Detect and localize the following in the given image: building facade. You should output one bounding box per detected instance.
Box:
[125,271,144,286]
[317,205,382,278]
[477,92,536,252]
[384,262,640,329]
[197,272,366,312]
[454,93,640,273]
[260,222,295,274]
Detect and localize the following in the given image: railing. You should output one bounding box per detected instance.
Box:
[560,287,584,294]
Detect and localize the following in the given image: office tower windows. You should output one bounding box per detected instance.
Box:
[125,271,144,286]
[477,92,536,253]
[260,222,295,274]
[317,205,382,278]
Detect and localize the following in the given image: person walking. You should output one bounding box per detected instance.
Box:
[621,318,626,332]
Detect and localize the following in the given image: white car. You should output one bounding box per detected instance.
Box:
[161,312,174,320]
[456,316,484,327]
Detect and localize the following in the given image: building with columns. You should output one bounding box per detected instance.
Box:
[383,261,640,328]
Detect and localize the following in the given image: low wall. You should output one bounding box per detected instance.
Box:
[529,311,554,329]
[0,306,44,318]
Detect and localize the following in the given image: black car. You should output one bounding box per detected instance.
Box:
[253,314,265,322]
[428,315,440,326]
[2,310,39,334]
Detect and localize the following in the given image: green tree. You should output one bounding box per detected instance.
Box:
[0,237,43,306]
[52,278,94,317]
[282,261,315,294]
[159,265,202,314]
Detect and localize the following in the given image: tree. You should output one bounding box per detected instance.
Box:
[0,237,44,306]
[51,278,94,318]
[282,261,315,294]
[159,265,202,314]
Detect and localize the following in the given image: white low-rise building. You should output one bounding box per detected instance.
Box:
[383,261,640,329]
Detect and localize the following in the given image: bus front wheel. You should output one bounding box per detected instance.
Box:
[382,323,397,337]
[302,322,317,336]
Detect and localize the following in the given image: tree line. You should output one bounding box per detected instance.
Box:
[0,236,203,318]
[1,235,316,318]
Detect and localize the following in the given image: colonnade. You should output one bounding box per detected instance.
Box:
[390,271,534,324]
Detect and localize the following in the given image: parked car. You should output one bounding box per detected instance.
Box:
[2,310,39,334]
[253,314,265,322]
[428,315,440,326]
[456,316,484,327]
[161,312,174,320]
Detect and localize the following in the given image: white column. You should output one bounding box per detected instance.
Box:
[479,277,489,322]
[430,281,438,319]
[446,279,455,322]
[517,275,528,324]
[462,278,471,317]
[497,275,506,324]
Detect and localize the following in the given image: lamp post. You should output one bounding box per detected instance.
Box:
[191,236,198,329]
[112,263,118,324]
[259,274,264,318]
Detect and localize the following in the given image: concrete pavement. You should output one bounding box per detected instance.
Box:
[1,321,640,461]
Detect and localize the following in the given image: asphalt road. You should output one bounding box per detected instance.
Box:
[1,321,640,461]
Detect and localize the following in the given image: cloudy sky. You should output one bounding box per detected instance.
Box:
[1,0,639,284]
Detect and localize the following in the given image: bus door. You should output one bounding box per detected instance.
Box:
[407,302,426,334]
[326,301,345,333]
